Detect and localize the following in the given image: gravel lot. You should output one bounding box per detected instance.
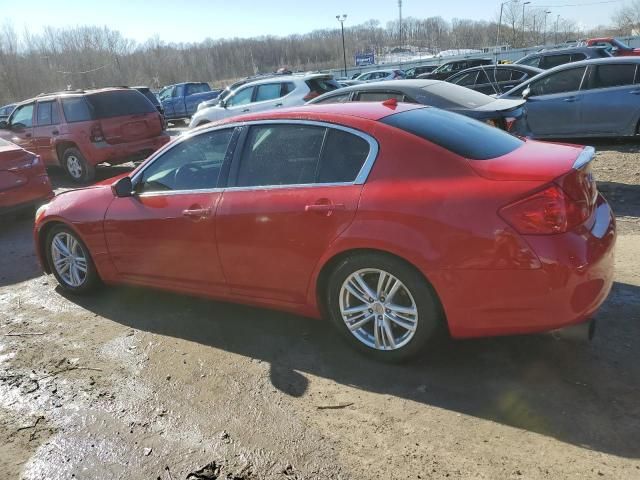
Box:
[1,139,639,480]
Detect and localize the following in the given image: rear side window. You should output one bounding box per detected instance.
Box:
[236,124,325,187]
[519,56,540,68]
[589,64,637,89]
[281,82,295,96]
[451,71,478,87]
[86,90,156,119]
[312,92,351,104]
[380,108,523,160]
[571,53,587,62]
[255,83,282,102]
[185,83,210,95]
[541,54,572,69]
[36,101,61,126]
[495,69,513,81]
[317,129,370,183]
[61,97,93,122]
[305,78,340,95]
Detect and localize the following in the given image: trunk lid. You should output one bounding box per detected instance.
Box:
[467,140,587,182]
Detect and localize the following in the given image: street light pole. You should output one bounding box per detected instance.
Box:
[543,10,551,45]
[336,15,348,78]
[555,14,560,44]
[522,1,531,47]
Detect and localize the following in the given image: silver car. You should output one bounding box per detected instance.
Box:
[501,57,640,138]
[341,69,405,86]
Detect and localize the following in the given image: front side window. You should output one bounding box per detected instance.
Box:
[451,71,478,87]
[589,64,636,89]
[236,125,325,187]
[494,69,513,82]
[312,92,352,104]
[529,67,586,96]
[36,101,61,126]
[541,54,572,69]
[255,83,282,102]
[571,53,587,62]
[10,103,34,128]
[227,87,254,107]
[138,129,234,193]
[519,56,540,68]
[158,87,174,101]
[356,91,405,102]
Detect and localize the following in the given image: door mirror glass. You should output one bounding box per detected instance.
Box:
[522,87,531,99]
[112,176,133,198]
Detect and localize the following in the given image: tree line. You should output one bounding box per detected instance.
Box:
[0,6,630,106]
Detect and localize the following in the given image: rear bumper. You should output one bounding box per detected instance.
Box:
[437,196,616,338]
[0,174,54,213]
[83,134,170,166]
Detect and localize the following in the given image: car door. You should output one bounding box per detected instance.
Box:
[524,66,587,137]
[32,100,62,165]
[216,121,375,304]
[578,63,638,135]
[250,83,286,113]
[103,127,238,294]
[3,103,35,151]
[158,86,176,118]
[222,86,255,117]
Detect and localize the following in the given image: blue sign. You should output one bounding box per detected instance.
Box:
[355,52,375,67]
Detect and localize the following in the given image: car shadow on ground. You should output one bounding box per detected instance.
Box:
[597,181,640,218]
[62,280,640,460]
[0,216,42,287]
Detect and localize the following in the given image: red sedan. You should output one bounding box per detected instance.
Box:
[33,102,616,361]
[1,139,53,216]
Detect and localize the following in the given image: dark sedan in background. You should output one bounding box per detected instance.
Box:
[308,79,526,131]
[445,64,543,95]
[501,57,640,139]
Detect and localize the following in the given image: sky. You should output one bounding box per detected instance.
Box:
[0,0,626,44]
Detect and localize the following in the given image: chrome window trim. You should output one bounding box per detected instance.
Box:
[132,119,379,195]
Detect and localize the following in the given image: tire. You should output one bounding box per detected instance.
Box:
[62,147,95,183]
[326,253,443,362]
[45,225,101,295]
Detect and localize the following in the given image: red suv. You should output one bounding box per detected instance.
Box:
[0,88,170,182]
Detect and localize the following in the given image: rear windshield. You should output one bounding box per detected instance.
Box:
[86,90,156,119]
[418,82,493,109]
[381,107,523,160]
[306,78,341,94]
[137,88,160,106]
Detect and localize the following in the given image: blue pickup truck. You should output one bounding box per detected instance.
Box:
[157,82,221,122]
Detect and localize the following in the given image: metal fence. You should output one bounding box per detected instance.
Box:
[328,36,640,79]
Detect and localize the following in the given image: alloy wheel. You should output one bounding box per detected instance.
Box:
[51,232,88,287]
[339,268,418,351]
[66,155,83,179]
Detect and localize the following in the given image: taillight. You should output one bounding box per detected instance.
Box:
[499,184,590,235]
[90,123,105,143]
[504,117,517,132]
[303,91,320,102]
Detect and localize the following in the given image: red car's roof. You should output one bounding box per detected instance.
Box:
[215,101,425,126]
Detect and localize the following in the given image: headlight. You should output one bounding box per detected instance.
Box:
[35,203,48,222]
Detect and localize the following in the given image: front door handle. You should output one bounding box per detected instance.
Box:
[25,133,32,138]
[305,202,346,216]
[182,207,212,219]
[563,96,577,102]
[242,108,251,113]
[52,130,59,135]
[274,103,283,107]
[630,89,640,95]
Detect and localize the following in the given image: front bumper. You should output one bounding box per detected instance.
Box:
[437,195,616,339]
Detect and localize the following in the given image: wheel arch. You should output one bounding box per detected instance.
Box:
[55,140,81,165]
[36,219,89,275]
[314,247,448,330]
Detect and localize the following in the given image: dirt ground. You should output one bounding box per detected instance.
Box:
[1,140,639,480]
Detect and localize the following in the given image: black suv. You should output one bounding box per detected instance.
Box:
[417,58,493,80]
[404,65,437,79]
[515,46,611,69]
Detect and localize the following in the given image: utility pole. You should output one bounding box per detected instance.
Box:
[336,15,348,77]
[398,0,403,48]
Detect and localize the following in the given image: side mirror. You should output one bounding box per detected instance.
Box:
[219,99,227,108]
[522,87,531,100]
[0,120,7,129]
[112,176,133,198]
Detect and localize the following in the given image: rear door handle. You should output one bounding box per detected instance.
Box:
[630,89,640,95]
[51,130,59,135]
[242,108,251,113]
[25,133,32,138]
[563,96,577,102]
[182,207,212,219]
[274,103,283,107]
